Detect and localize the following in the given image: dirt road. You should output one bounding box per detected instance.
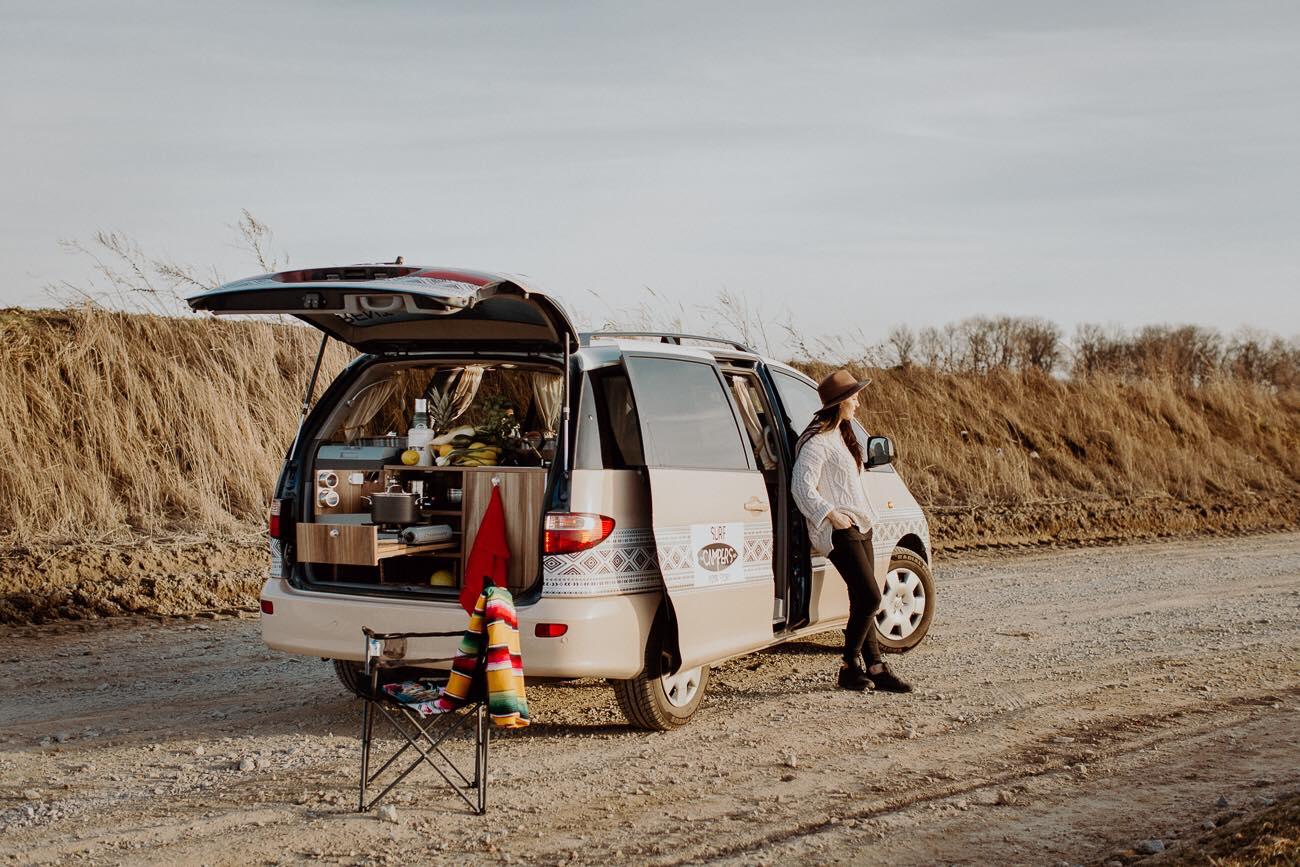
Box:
[2,533,1298,865]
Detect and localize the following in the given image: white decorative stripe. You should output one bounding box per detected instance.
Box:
[543,528,661,597]
[872,514,931,561]
[542,523,776,597]
[542,517,926,599]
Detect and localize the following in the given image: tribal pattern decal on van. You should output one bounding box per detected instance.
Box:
[872,515,931,561]
[269,539,283,579]
[542,528,661,597]
[541,519,921,597]
[541,524,776,597]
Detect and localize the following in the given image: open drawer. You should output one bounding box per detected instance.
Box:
[296,523,457,567]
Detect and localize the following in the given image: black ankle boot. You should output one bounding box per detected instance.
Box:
[837,660,874,691]
[865,662,912,694]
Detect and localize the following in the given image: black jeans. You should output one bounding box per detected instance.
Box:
[827,526,882,666]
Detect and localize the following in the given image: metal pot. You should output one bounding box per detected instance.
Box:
[364,483,419,526]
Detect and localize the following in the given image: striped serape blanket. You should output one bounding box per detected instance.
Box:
[382,585,530,728]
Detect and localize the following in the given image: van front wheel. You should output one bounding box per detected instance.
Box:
[612,664,710,730]
[874,549,936,652]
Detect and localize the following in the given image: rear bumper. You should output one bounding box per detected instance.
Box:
[258,579,657,679]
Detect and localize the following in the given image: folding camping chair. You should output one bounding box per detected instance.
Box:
[356,626,490,815]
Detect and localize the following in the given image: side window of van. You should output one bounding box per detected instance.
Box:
[624,357,751,470]
[589,368,645,469]
[772,370,822,433]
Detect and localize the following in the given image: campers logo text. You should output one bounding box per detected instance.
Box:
[688,522,745,587]
[696,525,739,573]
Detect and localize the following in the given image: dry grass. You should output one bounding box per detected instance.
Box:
[0,308,1296,545]
[0,307,351,543]
[795,361,1300,508]
[1155,790,1300,865]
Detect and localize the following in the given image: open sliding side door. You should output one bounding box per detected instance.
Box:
[620,352,777,672]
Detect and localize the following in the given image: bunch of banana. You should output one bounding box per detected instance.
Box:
[428,429,504,466]
[450,441,503,466]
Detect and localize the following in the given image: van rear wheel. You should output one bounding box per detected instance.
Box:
[613,664,710,730]
[333,659,367,697]
[874,549,935,653]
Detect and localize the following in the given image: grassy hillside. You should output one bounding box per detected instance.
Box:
[1,307,1297,543]
[0,307,351,542]
[1,307,1296,622]
[800,360,1300,507]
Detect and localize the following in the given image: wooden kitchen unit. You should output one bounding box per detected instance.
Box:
[298,465,548,592]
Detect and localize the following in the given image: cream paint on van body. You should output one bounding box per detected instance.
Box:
[861,465,932,580]
[543,469,655,598]
[544,467,928,600]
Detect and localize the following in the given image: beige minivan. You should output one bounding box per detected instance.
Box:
[189,264,935,729]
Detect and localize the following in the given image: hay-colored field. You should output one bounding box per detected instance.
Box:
[1,307,1297,622]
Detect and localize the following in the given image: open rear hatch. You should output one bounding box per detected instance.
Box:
[187,264,575,354]
[189,264,574,602]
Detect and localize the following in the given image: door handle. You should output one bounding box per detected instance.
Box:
[744,497,769,513]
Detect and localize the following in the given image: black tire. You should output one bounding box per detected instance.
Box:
[611,628,710,730]
[332,659,368,697]
[874,549,936,653]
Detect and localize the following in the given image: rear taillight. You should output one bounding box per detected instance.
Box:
[260,599,274,615]
[543,512,615,554]
[534,623,568,638]
[268,498,284,540]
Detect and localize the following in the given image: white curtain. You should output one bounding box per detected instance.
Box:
[730,376,777,469]
[340,379,399,443]
[532,372,563,436]
[448,365,484,421]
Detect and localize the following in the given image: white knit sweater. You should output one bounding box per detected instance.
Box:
[791,429,874,557]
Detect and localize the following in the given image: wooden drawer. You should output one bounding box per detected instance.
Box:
[297,523,457,567]
[297,523,380,566]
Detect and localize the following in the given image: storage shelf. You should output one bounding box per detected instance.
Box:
[375,540,457,561]
[306,459,544,590]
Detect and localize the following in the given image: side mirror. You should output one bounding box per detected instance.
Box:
[865,435,895,468]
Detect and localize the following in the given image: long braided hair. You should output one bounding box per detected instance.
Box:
[795,403,864,468]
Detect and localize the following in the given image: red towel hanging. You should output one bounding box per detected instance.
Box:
[460,482,510,613]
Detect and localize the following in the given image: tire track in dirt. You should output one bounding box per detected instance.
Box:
[679,689,1300,866]
[0,532,1297,865]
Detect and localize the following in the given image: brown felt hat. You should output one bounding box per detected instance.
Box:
[817,369,871,408]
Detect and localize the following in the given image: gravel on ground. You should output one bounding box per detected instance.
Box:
[1,532,1297,865]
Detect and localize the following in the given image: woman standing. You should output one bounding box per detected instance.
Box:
[791,369,913,693]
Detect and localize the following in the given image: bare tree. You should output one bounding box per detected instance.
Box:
[1016,318,1062,373]
[885,325,916,368]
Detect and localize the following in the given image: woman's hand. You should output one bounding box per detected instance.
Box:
[827,510,853,530]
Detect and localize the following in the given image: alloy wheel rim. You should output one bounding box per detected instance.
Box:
[875,567,926,640]
[660,666,702,708]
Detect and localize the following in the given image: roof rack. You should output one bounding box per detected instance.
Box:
[581,331,754,354]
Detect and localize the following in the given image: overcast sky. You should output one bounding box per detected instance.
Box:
[2,1,1297,351]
